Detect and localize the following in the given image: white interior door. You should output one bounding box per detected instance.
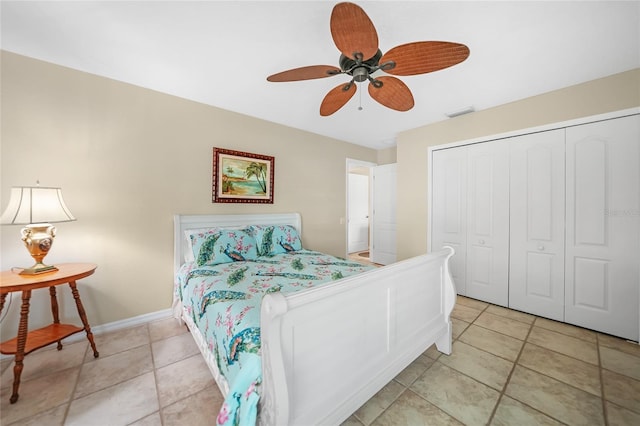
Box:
[370,164,397,265]
[466,141,510,307]
[348,173,369,253]
[565,115,639,341]
[509,129,566,321]
[431,148,468,295]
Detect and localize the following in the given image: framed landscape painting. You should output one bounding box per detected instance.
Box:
[212,148,274,203]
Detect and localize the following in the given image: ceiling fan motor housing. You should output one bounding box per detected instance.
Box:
[339,50,382,75]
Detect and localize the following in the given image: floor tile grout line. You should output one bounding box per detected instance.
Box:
[485,316,565,425]
[60,341,90,425]
[4,302,636,425]
[147,322,166,426]
[597,333,609,426]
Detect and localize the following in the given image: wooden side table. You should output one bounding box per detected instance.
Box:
[0,263,99,403]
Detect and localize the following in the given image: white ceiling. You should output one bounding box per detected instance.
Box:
[1,1,638,149]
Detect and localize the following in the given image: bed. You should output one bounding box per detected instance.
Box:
[173,213,455,425]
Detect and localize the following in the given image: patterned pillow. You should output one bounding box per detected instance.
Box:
[247,225,302,256]
[189,228,258,266]
[184,228,221,263]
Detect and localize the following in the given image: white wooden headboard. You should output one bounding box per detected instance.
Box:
[173,213,302,274]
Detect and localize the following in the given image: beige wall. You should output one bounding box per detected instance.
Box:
[396,68,640,260]
[376,146,397,164]
[0,51,377,334]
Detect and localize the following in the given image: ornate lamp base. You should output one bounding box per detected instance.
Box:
[20,263,58,275]
[20,224,58,275]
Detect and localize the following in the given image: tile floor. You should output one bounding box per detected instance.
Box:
[0,296,639,425]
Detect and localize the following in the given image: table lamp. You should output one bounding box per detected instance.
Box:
[1,184,76,275]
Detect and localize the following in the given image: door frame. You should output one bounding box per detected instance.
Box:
[346,158,377,257]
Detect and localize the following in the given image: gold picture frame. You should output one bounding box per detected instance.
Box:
[212,148,274,203]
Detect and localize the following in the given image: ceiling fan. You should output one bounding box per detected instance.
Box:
[267,2,470,116]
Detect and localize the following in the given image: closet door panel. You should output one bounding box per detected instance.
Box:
[565,115,639,341]
[466,141,510,306]
[431,148,467,295]
[509,129,565,321]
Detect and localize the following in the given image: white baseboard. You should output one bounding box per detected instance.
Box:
[1,308,174,360]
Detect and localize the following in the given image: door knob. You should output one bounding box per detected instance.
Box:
[538,245,545,251]
[479,240,485,245]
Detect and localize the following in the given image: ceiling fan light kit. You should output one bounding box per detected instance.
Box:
[267,2,470,116]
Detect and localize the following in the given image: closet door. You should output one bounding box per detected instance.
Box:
[565,115,639,341]
[466,141,510,306]
[509,130,566,321]
[431,148,467,295]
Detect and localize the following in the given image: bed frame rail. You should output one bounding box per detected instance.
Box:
[260,247,455,425]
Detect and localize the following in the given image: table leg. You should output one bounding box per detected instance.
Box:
[0,293,6,315]
[10,289,31,404]
[49,286,63,350]
[69,281,99,358]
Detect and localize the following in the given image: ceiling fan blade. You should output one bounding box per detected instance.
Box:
[330,2,379,61]
[380,41,470,76]
[267,65,341,82]
[368,76,414,112]
[320,82,357,116]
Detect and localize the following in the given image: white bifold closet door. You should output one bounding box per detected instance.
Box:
[465,141,510,307]
[509,129,566,321]
[431,148,468,295]
[565,115,640,340]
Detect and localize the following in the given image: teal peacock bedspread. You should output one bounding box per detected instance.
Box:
[174,249,374,425]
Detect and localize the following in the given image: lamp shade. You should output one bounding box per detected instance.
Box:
[1,186,76,225]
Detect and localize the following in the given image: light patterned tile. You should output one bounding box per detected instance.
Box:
[0,367,78,425]
[602,369,640,413]
[74,344,153,398]
[451,303,482,323]
[451,317,470,340]
[411,362,500,426]
[606,401,640,426]
[354,380,405,425]
[491,396,563,426]
[394,354,435,386]
[87,324,149,361]
[528,326,598,365]
[341,415,364,426]
[459,324,523,362]
[423,344,443,360]
[65,372,158,426]
[1,340,87,389]
[518,343,601,396]
[486,305,535,324]
[155,354,215,408]
[148,316,188,342]
[5,403,67,426]
[598,333,640,358]
[456,296,489,311]
[372,389,463,426]
[534,317,597,343]
[129,411,163,426]
[505,366,604,425]
[152,332,199,368]
[438,341,513,391]
[600,346,640,380]
[161,384,224,426]
[474,312,531,340]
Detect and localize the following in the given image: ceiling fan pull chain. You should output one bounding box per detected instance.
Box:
[358,84,363,111]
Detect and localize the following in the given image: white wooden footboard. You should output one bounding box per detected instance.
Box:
[260,247,455,425]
